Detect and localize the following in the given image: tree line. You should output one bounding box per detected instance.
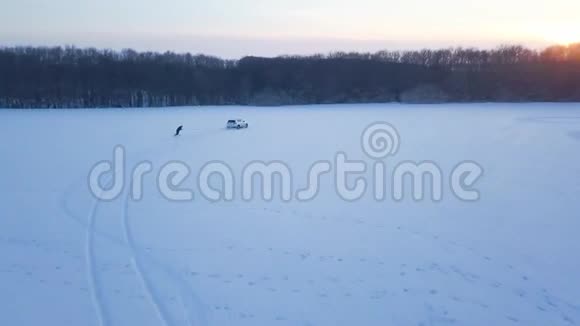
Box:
[1,44,579,108]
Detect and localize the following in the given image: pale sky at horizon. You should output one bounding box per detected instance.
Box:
[1,0,579,58]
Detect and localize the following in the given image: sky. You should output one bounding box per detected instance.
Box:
[1,0,579,58]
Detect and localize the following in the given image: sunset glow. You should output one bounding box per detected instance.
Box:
[540,25,580,46]
[1,0,580,57]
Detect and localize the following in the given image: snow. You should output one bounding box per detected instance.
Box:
[1,103,580,326]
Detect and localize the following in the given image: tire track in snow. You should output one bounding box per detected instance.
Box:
[65,190,208,326]
[57,166,114,326]
[122,191,173,326]
[61,190,126,247]
[85,189,110,326]
[63,132,215,326]
[80,137,180,326]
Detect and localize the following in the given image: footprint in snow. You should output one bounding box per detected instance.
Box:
[514,289,526,298]
[506,316,519,323]
[491,281,502,288]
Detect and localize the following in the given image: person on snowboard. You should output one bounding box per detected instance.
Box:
[175,125,183,136]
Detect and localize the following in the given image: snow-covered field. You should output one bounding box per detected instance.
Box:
[1,103,580,326]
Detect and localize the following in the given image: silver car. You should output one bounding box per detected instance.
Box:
[226,119,249,129]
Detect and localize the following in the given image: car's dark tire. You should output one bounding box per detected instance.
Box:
[237,125,241,129]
